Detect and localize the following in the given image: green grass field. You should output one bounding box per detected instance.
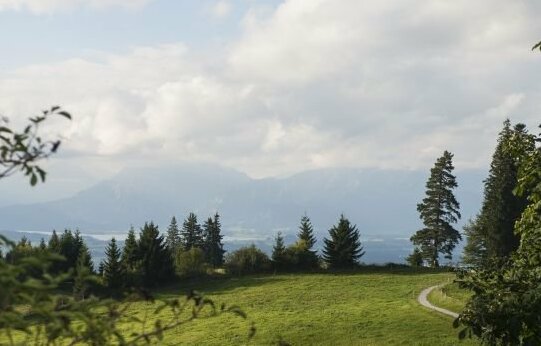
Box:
[117,270,477,345]
[2,270,479,345]
[427,282,472,314]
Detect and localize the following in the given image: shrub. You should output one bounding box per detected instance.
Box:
[174,247,207,278]
[225,245,271,275]
[282,240,319,271]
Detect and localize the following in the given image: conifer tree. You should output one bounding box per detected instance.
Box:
[271,232,287,270]
[137,222,174,287]
[121,226,138,273]
[165,216,181,253]
[463,121,535,266]
[298,215,316,250]
[102,238,124,290]
[48,230,60,253]
[98,261,105,277]
[203,213,225,267]
[181,213,204,250]
[38,238,47,252]
[75,233,94,275]
[322,215,364,268]
[73,250,92,301]
[411,151,461,267]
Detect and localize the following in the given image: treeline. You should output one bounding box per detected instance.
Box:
[1,213,367,293]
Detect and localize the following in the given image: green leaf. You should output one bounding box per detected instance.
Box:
[30,173,38,186]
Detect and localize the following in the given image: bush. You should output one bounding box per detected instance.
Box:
[281,240,319,271]
[174,247,207,278]
[225,245,271,276]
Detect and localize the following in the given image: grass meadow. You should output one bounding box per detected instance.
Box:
[2,269,477,345]
[117,270,477,345]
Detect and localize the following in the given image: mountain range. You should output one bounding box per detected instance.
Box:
[0,163,486,263]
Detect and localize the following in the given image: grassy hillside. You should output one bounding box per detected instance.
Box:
[427,282,472,314]
[116,270,477,345]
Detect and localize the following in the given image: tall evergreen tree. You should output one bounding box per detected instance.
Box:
[137,222,174,287]
[298,214,316,250]
[38,238,47,252]
[73,249,92,301]
[48,230,60,253]
[322,215,364,268]
[463,121,535,266]
[271,232,287,270]
[102,238,124,290]
[411,151,461,267]
[75,231,94,274]
[203,213,225,267]
[121,226,139,273]
[165,216,181,253]
[181,213,204,250]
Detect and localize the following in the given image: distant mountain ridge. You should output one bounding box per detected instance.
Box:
[0,163,485,263]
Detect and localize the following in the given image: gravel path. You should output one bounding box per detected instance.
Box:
[417,285,459,318]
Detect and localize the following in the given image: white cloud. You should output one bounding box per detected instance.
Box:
[0,0,152,14]
[1,0,541,182]
[209,0,231,19]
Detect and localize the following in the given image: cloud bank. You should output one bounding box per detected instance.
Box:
[0,0,152,14]
[1,0,541,180]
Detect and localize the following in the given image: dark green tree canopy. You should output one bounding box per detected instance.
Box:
[298,214,316,250]
[165,216,181,253]
[181,212,204,250]
[102,238,124,290]
[463,120,535,267]
[411,150,461,267]
[203,213,225,268]
[137,222,174,287]
[322,214,364,268]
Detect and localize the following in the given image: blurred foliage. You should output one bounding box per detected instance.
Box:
[0,106,71,185]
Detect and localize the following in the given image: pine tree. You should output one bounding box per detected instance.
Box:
[137,222,174,287]
[181,213,204,250]
[75,231,94,274]
[121,226,139,273]
[48,230,60,253]
[102,238,124,290]
[411,151,461,267]
[73,249,92,301]
[165,216,181,253]
[322,215,365,268]
[203,213,225,267]
[38,238,47,252]
[98,261,105,276]
[272,232,287,270]
[298,214,317,250]
[463,121,535,267]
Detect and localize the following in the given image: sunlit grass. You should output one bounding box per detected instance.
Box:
[427,282,472,314]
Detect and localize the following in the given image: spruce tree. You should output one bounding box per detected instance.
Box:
[48,230,60,253]
[73,250,92,301]
[121,226,138,272]
[181,213,204,250]
[298,214,316,250]
[102,238,124,290]
[411,151,461,267]
[322,215,364,268]
[463,121,535,266]
[165,216,181,253]
[137,222,174,287]
[271,232,287,270]
[203,213,225,267]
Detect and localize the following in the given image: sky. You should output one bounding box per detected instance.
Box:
[1,0,541,205]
